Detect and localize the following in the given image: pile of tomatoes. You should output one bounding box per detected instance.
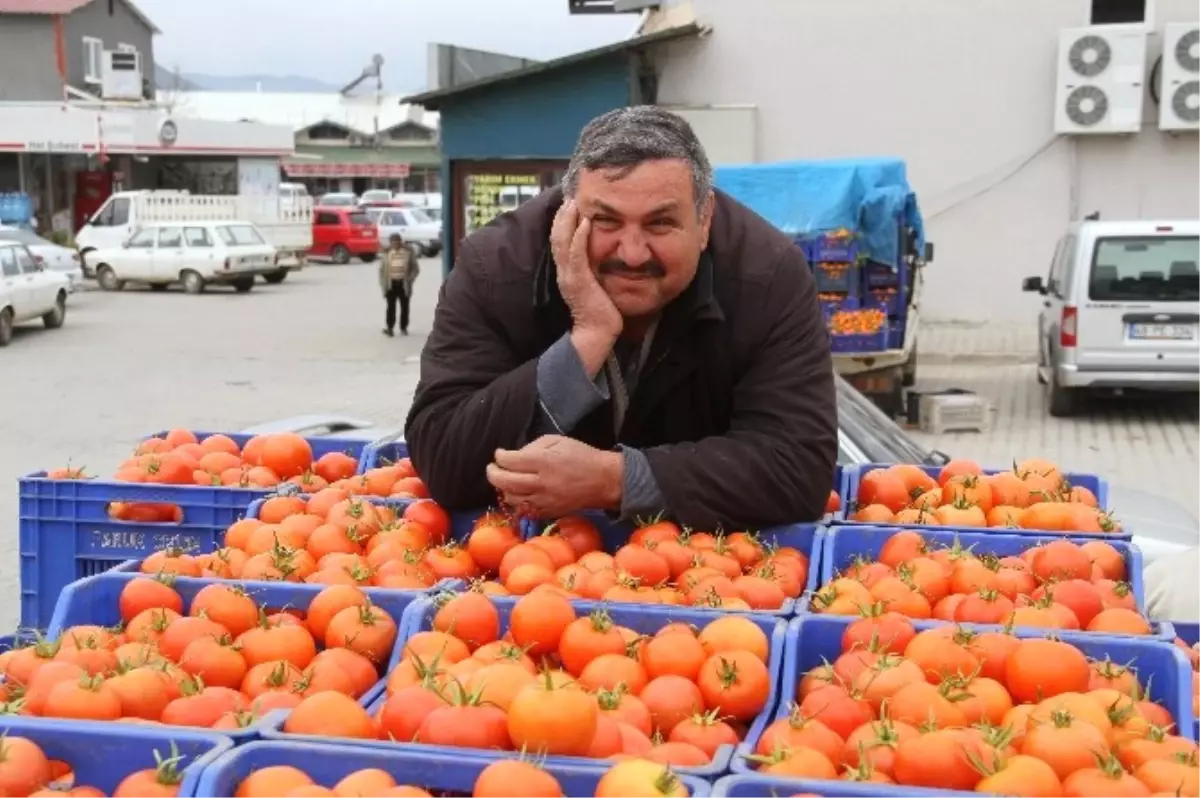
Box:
[234,757,688,798]
[849,458,1121,533]
[46,430,430,523]
[0,580,396,730]
[276,588,774,769]
[0,736,191,797]
[828,308,887,336]
[137,493,452,589]
[750,615,1198,795]
[454,515,810,612]
[816,529,1157,635]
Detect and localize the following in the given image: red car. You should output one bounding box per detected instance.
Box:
[310,206,379,264]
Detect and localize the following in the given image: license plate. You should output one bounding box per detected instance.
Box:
[1128,323,1197,340]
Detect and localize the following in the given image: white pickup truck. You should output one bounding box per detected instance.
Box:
[75,191,314,281]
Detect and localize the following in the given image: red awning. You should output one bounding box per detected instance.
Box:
[283,161,412,178]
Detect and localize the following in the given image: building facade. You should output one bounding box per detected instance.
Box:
[0,0,297,237]
[646,0,1199,324]
[161,91,442,197]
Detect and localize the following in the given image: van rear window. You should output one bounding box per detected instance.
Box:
[1089,236,1200,302]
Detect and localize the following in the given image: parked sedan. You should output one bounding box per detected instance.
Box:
[368,207,442,256]
[88,221,281,294]
[0,226,83,292]
[0,240,71,346]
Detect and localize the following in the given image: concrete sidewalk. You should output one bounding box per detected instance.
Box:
[917,321,1039,364]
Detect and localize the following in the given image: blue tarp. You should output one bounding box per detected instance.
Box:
[713,158,925,268]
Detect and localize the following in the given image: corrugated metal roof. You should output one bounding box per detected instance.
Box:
[155,90,440,136]
[0,0,161,34]
[402,23,704,109]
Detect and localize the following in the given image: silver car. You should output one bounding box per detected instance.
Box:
[1024,219,1200,416]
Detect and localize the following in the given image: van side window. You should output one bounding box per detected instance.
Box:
[110,198,130,226]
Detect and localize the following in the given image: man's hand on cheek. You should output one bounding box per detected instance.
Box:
[486,435,624,520]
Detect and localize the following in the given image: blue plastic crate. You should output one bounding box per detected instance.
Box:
[713,773,967,797]
[864,288,905,316]
[196,740,712,798]
[817,525,1169,639]
[1174,622,1199,741]
[837,463,1119,538]
[18,430,374,630]
[264,595,787,779]
[812,261,861,294]
[812,233,860,263]
[863,260,903,289]
[522,510,824,617]
[45,572,418,741]
[358,435,411,473]
[829,326,889,354]
[0,716,230,797]
[819,294,859,319]
[733,615,1194,777]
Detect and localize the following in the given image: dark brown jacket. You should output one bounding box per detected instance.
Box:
[404,187,837,529]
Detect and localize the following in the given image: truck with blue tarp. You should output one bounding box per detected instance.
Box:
[713,158,931,416]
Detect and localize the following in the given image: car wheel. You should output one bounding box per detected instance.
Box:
[233,277,254,293]
[263,270,288,284]
[1046,366,1077,417]
[0,307,12,347]
[331,245,351,265]
[359,253,376,263]
[149,283,168,292]
[180,270,206,295]
[42,292,66,329]
[96,265,124,292]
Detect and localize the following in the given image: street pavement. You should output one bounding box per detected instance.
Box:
[1,261,1196,630]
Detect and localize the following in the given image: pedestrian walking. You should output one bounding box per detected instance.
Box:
[380,233,419,336]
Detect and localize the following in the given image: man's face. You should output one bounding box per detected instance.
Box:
[576,159,712,321]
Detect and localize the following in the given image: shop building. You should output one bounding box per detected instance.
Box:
[401,23,703,272]
[0,0,296,237]
[161,91,442,197]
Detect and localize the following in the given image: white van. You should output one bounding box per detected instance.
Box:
[1023,219,1200,416]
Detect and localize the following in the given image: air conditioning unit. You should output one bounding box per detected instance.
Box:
[1159,22,1199,132]
[1054,26,1147,134]
[100,49,142,100]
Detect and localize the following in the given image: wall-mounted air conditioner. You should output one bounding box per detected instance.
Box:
[100,49,142,100]
[1054,26,1147,134]
[1159,22,1199,132]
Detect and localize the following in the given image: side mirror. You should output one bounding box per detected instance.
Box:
[1022,276,1045,294]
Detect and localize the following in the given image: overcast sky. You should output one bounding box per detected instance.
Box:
[137,0,637,92]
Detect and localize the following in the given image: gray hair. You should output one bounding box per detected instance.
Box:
[562,106,713,215]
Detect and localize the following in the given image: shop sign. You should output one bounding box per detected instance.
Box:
[24,141,85,153]
[283,161,411,178]
[463,173,542,234]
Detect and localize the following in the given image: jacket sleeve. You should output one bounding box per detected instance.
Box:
[641,245,837,530]
[404,241,540,509]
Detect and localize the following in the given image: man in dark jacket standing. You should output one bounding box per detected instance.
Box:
[405,106,836,530]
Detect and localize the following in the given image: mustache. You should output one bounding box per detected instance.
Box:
[597,258,666,278]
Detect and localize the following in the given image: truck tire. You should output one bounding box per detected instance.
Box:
[331,245,351,265]
[180,270,206,295]
[233,277,254,293]
[42,292,66,329]
[263,270,288,284]
[96,265,124,292]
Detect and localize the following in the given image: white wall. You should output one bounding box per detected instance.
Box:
[654,0,1200,324]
